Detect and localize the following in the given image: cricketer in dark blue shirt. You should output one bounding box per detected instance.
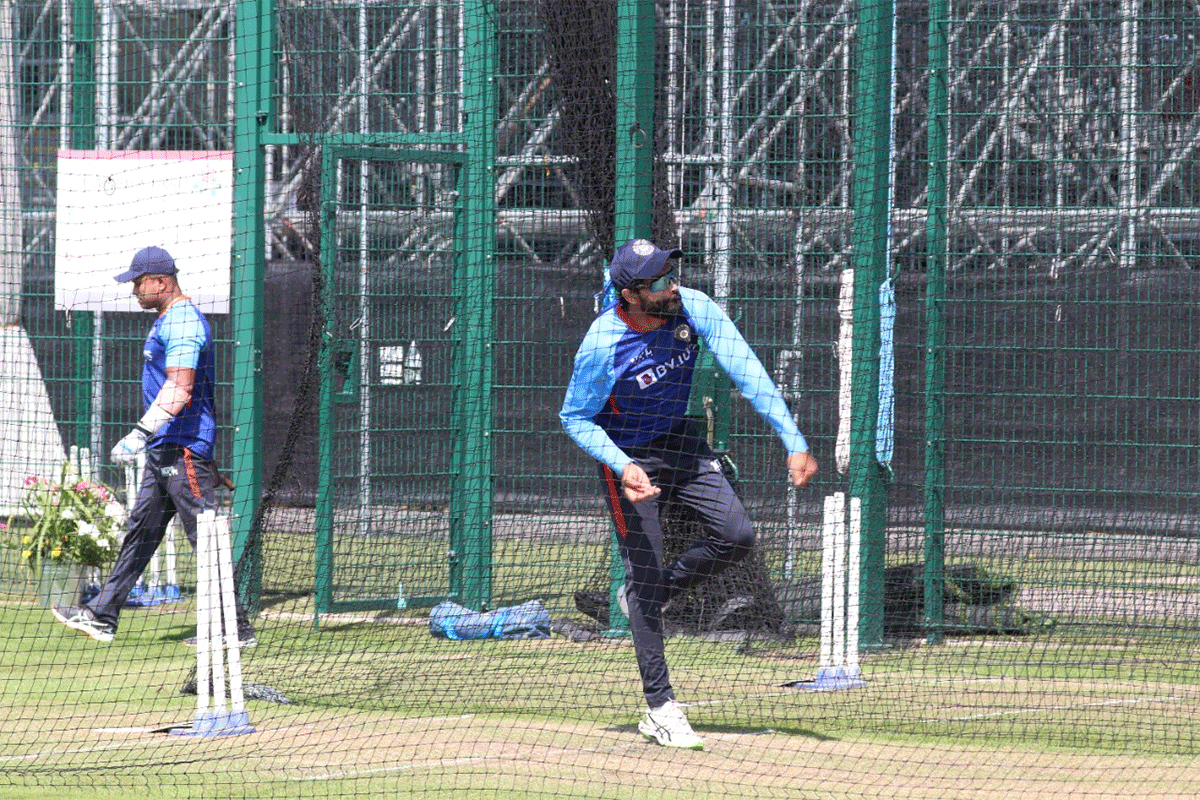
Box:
[141,297,217,459]
[52,246,253,646]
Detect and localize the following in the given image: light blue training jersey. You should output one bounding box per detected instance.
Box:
[560,286,808,475]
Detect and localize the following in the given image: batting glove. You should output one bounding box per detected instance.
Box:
[111,426,150,464]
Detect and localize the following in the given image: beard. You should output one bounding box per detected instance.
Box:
[642,294,682,319]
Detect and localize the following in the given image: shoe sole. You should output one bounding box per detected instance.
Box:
[637,722,704,750]
[51,606,115,643]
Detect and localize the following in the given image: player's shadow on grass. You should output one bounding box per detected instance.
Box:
[608,721,834,741]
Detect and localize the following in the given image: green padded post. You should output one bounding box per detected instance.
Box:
[848,0,894,650]
[923,0,949,645]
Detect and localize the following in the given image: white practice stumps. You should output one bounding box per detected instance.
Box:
[807,492,867,691]
[170,510,254,736]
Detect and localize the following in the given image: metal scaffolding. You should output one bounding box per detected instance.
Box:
[10,0,1200,273]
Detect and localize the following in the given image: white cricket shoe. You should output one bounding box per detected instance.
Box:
[638,700,704,750]
[51,604,115,643]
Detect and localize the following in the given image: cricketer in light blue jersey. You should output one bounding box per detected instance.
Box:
[559,239,818,750]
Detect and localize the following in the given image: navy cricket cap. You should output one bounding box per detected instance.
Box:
[608,239,682,290]
[114,246,178,283]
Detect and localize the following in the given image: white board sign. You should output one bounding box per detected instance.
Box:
[54,149,232,314]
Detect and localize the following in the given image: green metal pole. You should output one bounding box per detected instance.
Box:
[605,0,657,632]
[70,0,96,145]
[923,0,949,645]
[450,0,496,611]
[849,0,893,650]
[314,147,337,622]
[229,0,271,574]
[70,0,96,451]
[614,0,655,243]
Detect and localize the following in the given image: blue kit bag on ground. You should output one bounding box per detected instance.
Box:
[429,599,551,640]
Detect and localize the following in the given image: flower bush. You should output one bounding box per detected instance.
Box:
[7,462,125,570]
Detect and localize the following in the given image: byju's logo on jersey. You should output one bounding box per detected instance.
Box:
[634,345,695,390]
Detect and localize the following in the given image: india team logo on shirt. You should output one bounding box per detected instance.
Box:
[635,368,658,389]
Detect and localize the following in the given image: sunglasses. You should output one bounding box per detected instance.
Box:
[637,269,678,293]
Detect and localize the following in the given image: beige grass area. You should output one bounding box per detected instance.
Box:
[256,714,1200,800]
[5,698,1195,800]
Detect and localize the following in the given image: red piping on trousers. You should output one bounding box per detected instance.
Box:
[602,465,628,540]
[182,448,202,498]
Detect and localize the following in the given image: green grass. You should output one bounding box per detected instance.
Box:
[4,528,1200,799]
[3,596,1199,799]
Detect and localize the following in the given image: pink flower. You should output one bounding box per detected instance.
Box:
[73,481,109,502]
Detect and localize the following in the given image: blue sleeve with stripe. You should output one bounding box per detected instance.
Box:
[559,313,634,474]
